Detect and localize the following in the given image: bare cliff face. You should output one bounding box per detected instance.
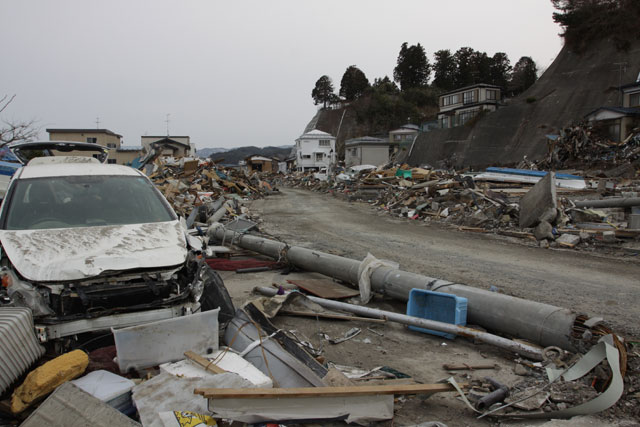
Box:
[404,38,640,169]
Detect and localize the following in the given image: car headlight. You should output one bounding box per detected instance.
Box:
[190,265,205,302]
[1,267,54,317]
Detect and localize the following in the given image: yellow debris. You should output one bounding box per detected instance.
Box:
[11,349,89,413]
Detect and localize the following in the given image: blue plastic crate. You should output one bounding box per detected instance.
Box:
[406,289,467,339]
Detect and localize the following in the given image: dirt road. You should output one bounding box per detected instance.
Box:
[251,188,640,339]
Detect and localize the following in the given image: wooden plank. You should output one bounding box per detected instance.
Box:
[279,310,386,324]
[195,383,458,399]
[184,351,226,374]
[286,279,359,299]
[442,363,497,370]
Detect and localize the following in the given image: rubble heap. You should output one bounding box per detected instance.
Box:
[539,123,640,173]
[145,157,278,216]
[281,158,640,251]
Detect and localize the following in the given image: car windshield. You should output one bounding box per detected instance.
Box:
[3,175,176,230]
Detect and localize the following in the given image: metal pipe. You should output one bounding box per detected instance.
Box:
[209,225,592,351]
[475,377,509,410]
[573,197,640,209]
[254,286,543,361]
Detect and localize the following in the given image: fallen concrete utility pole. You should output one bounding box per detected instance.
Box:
[573,197,640,209]
[208,201,233,225]
[255,287,544,361]
[209,225,603,351]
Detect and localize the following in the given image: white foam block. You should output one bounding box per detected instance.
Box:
[160,349,273,388]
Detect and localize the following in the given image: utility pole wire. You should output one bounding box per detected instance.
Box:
[0,94,17,115]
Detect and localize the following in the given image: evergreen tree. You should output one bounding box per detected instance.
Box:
[453,47,477,88]
[393,42,431,91]
[510,56,537,95]
[470,51,492,84]
[432,49,456,91]
[311,75,335,108]
[339,65,370,101]
[489,52,512,89]
[372,76,399,95]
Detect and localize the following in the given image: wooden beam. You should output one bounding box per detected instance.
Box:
[184,351,226,375]
[442,363,497,370]
[195,383,459,399]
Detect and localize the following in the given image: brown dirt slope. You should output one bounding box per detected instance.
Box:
[302,107,368,159]
[404,38,640,169]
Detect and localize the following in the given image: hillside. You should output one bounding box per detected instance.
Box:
[303,33,640,169]
[403,37,640,168]
[198,145,293,165]
[196,147,228,158]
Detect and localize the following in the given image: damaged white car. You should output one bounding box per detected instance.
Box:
[0,155,233,348]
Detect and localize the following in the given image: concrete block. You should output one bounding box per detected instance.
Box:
[629,214,640,230]
[11,350,89,413]
[519,172,557,228]
[539,207,559,224]
[556,233,580,247]
[534,221,554,241]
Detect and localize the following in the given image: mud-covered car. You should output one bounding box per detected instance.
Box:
[0,155,233,347]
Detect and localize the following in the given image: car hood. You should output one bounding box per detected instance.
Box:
[0,221,188,282]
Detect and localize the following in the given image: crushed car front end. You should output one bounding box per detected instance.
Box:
[0,158,233,346]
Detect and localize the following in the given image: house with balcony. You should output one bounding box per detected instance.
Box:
[294,129,336,172]
[585,78,640,142]
[437,83,502,129]
[344,136,389,167]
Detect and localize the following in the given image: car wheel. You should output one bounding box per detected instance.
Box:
[200,265,235,325]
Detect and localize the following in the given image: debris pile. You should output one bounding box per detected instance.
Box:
[145,157,278,216]
[282,159,640,251]
[539,123,640,172]
[1,183,636,426]
[0,143,638,426]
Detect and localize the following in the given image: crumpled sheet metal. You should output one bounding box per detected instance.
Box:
[224,308,327,388]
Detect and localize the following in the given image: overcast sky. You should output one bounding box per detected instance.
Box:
[1,1,563,150]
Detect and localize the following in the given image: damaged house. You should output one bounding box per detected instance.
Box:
[585,77,640,142]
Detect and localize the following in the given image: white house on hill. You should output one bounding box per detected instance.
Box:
[295,129,336,172]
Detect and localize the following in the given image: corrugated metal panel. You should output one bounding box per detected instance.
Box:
[0,307,45,394]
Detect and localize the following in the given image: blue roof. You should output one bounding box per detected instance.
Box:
[486,167,582,180]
